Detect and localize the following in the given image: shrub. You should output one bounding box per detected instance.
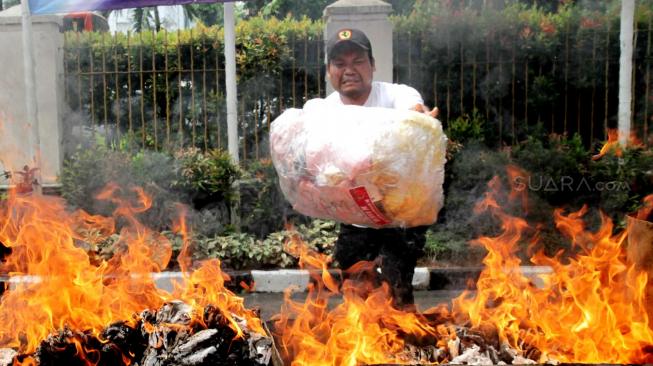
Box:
[190,219,337,270]
[172,148,242,208]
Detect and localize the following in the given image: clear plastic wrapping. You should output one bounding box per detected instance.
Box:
[270,99,447,228]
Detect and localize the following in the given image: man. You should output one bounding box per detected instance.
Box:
[324,28,438,309]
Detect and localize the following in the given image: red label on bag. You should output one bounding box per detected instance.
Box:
[349,186,391,226]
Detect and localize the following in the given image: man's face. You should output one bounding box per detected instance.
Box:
[327,45,375,103]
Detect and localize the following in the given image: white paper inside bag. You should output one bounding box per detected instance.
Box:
[270,99,447,228]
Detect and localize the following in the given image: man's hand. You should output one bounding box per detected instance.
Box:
[411,104,439,118]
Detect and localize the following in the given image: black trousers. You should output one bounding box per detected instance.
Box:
[334,224,428,308]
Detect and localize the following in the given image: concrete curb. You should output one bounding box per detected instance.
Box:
[1,266,553,294]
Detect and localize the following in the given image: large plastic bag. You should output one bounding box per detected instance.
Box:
[270,99,447,228]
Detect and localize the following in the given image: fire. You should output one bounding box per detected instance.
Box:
[592,128,621,160]
[275,170,653,365]
[0,183,261,362]
[454,175,653,364]
[275,234,451,366]
[592,128,644,161]
[635,194,653,221]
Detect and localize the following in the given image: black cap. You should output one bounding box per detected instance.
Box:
[326,28,373,61]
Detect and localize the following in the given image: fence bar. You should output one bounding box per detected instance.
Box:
[278,66,283,112]
[241,96,246,161]
[101,33,108,134]
[202,33,209,150]
[408,31,413,85]
[266,95,271,130]
[472,53,477,111]
[304,34,308,103]
[177,29,184,147]
[604,21,610,138]
[190,29,196,147]
[524,59,528,126]
[591,29,597,141]
[553,58,558,132]
[459,42,464,114]
[446,31,451,123]
[113,35,120,141]
[576,36,581,135]
[164,29,170,147]
[214,37,221,149]
[631,27,639,134]
[139,32,145,148]
[254,100,259,160]
[152,30,158,150]
[292,34,296,107]
[126,32,133,135]
[89,33,95,129]
[498,49,503,142]
[511,43,516,144]
[433,73,438,111]
[564,23,570,134]
[76,32,82,121]
[485,34,490,123]
[645,14,652,145]
[317,34,322,97]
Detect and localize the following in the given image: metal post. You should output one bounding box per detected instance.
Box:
[618,0,635,147]
[224,1,238,165]
[224,1,240,231]
[20,0,42,194]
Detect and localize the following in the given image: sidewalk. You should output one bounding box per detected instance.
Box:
[152,266,552,293]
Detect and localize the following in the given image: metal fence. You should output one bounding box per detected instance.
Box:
[63,20,653,162]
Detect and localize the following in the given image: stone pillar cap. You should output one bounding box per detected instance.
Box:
[324,0,392,16]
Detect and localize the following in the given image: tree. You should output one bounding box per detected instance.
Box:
[1,0,19,11]
[242,0,330,20]
[187,3,224,26]
[107,5,201,32]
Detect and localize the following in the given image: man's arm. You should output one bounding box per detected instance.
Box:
[390,83,439,118]
[411,104,439,118]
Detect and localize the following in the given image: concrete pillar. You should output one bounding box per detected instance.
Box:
[0,7,64,189]
[323,0,393,96]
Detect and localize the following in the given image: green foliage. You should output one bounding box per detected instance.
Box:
[191,219,337,270]
[173,148,241,203]
[240,159,294,238]
[60,142,183,231]
[511,133,589,204]
[446,109,486,144]
[589,148,653,226]
[188,3,224,26]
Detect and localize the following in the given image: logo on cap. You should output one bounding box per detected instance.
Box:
[338,30,352,40]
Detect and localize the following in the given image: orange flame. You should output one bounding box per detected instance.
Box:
[592,129,621,160]
[275,170,653,365]
[0,184,262,361]
[453,174,653,363]
[635,194,653,221]
[592,129,644,161]
[275,235,455,366]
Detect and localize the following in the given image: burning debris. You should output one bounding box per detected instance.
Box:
[273,172,653,366]
[2,300,272,366]
[0,188,274,365]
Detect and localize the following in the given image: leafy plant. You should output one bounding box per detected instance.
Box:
[173,148,241,206]
[446,109,486,144]
[189,219,336,270]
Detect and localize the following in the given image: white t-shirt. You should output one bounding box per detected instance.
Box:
[325,81,423,109]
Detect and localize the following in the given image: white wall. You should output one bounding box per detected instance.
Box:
[0,8,64,187]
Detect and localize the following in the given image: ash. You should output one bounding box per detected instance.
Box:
[397,324,558,365]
